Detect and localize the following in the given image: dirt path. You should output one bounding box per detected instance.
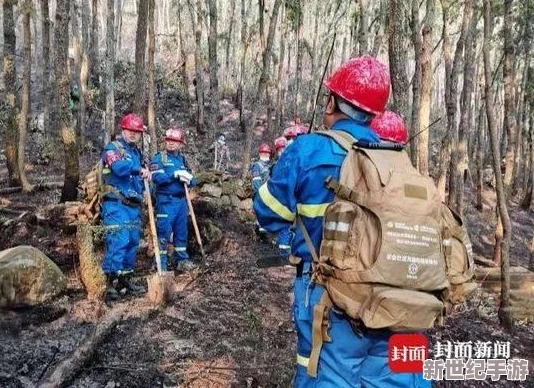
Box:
[0,205,298,387]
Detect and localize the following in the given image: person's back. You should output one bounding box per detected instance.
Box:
[254,57,430,387]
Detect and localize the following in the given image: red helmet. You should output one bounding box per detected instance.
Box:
[274,136,287,151]
[370,111,408,144]
[258,143,272,154]
[165,127,186,143]
[120,113,145,132]
[296,125,310,135]
[284,126,299,139]
[324,56,390,115]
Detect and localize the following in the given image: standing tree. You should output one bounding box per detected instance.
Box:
[3,0,21,187]
[56,0,80,202]
[502,0,517,195]
[71,0,85,145]
[417,0,436,176]
[409,0,422,167]
[105,0,116,140]
[207,0,219,135]
[224,0,237,93]
[455,6,478,216]
[80,0,90,142]
[387,0,410,123]
[440,0,469,202]
[134,0,149,115]
[483,0,512,330]
[18,0,34,192]
[237,0,250,131]
[188,0,205,134]
[41,0,52,138]
[90,0,99,85]
[147,0,156,156]
[241,0,283,178]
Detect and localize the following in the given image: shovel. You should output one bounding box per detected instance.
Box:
[184,183,206,258]
[144,179,174,305]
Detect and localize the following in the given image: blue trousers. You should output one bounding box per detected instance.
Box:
[293,272,432,387]
[156,195,189,270]
[101,200,142,275]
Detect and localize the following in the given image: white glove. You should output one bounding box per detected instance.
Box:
[174,170,193,184]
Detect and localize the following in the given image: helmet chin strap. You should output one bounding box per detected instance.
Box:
[336,98,373,123]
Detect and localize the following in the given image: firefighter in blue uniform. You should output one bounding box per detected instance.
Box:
[253,57,431,387]
[251,143,273,238]
[101,113,151,300]
[150,127,198,272]
[273,136,292,259]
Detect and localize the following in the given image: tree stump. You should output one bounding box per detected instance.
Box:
[76,221,106,301]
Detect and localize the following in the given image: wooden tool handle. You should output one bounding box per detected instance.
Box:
[184,183,206,257]
[144,179,162,274]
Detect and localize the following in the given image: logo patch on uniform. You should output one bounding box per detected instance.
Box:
[105,150,122,165]
[149,163,159,171]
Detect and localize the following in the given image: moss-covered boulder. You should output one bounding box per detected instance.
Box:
[0,245,67,308]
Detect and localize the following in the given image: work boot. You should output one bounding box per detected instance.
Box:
[254,224,270,243]
[174,259,198,272]
[118,273,146,295]
[106,275,119,301]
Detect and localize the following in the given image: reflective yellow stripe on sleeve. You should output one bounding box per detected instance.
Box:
[297,203,329,218]
[258,184,295,221]
[297,354,309,367]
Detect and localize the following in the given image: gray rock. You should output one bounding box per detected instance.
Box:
[230,195,241,208]
[220,195,232,207]
[200,183,223,198]
[0,245,67,309]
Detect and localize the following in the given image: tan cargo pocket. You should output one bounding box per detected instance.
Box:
[321,200,381,272]
[360,287,443,331]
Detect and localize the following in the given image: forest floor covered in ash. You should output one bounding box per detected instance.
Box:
[1,98,533,387]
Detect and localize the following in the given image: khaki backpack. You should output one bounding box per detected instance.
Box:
[301,130,477,377]
[81,141,128,221]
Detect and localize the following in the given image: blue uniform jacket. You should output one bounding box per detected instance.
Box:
[251,159,271,192]
[150,151,198,196]
[253,119,379,263]
[101,137,144,202]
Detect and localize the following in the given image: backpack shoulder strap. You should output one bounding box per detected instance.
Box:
[315,130,356,152]
[111,140,127,158]
[160,150,167,165]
